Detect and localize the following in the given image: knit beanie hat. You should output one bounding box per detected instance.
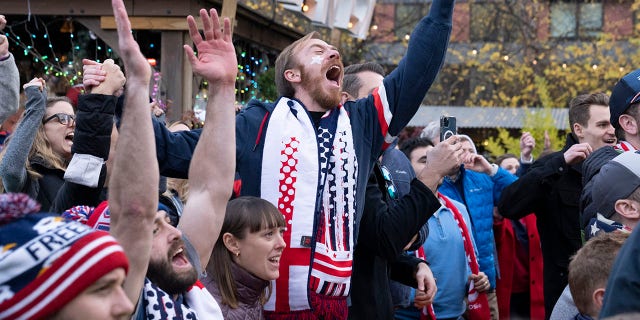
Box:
[0,193,129,319]
[63,200,179,229]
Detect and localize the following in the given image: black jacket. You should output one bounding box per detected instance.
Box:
[497,134,583,319]
[49,94,115,212]
[349,164,440,320]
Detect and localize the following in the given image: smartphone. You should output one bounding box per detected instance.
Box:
[440,115,457,142]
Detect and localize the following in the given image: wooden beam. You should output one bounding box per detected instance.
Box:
[2,0,197,16]
[160,31,186,122]
[100,16,203,31]
[75,17,120,56]
[182,32,194,121]
[221,0,237,33]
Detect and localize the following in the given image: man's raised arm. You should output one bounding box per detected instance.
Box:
[107,0,158,305]
[382,0,455,136]
[178,8,237,270]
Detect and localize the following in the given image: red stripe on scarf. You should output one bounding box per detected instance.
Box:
[438,193,491,320]
[415,247,437,320]
[273,137,312,312]
[372,87,390,142]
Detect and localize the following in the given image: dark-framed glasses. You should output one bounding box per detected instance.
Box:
[43,113,75,126]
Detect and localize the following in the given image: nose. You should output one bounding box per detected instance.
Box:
[328,48,340,61]
[275,232,286,250]
[113,286,134,318]
[606,124,615,135]
[166,222,183,242]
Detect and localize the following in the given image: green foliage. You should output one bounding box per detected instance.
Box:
[483,76,567,157]
[484,128,519,156]
[256,68,277,102]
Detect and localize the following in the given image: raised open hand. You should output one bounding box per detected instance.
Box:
[184,9,237,85]
[112,0,150,85]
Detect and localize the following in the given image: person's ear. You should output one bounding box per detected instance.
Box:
[619,114,638,136]
[593,287,606,313]
[223,233,240,255]
[340,92,353,105]
[573,122,584,139]
[284,69,301,84]
[614,199,640,220]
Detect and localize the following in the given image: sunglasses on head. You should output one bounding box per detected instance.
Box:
[380,165,398,200]
[43,113,75,125]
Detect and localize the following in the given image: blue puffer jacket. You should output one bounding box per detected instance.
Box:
[439,165,516,288]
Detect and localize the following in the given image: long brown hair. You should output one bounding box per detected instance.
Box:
[207,196,285,308]
[0,97,72,192]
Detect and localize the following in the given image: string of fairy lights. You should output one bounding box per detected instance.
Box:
[2,16,123,88]
[3,16,277,110]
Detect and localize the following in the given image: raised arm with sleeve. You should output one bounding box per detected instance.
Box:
[0,83,46,194]
[0,39,20,125]
[498,152,565,220]
[152,0,456,179]
[176,8,236,271]
[107,0,158,305]
[49,93,116,212]
[50,60,125,212]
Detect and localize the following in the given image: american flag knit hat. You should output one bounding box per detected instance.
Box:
[0,193,128,320]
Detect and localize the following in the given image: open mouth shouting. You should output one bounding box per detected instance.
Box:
[65,132,74,145]
[326,65,342,88]
[171,247,190,268]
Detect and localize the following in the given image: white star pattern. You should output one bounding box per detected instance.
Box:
[590,223,600,236]
[310,56,322,65]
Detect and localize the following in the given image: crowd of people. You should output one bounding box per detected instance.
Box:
[2,0,640,319]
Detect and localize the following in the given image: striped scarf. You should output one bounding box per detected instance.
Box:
[142,279,223,319]
[261,98,356,313]
[439,193,490,320]
[614,141,638,152]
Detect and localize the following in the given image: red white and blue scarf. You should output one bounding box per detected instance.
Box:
[261,98,357,312]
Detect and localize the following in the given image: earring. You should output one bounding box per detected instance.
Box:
[235,251,240,257]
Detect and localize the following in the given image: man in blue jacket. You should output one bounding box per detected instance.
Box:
[438,135,517,319]
[151,1,456,318]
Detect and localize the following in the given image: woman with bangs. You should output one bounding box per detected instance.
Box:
[203,196,286,320]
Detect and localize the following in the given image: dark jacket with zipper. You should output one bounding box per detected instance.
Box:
[498,133,583,319]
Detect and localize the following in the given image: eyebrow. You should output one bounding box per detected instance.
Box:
[88,273,119,290]
[309,43,337,52]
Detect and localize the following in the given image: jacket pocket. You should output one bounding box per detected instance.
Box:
[557,187,581,242]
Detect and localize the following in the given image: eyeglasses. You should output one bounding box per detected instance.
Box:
[43,113,75,126]
[380,165,398,200]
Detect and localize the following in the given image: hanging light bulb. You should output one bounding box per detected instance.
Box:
[60,18,74,33]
